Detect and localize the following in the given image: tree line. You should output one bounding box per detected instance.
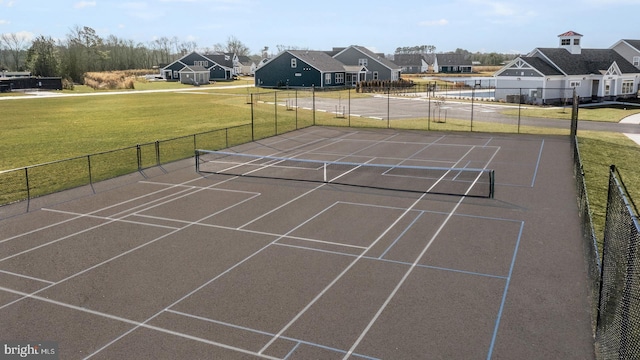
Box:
[0,26,251,83]
[395,44,517,66]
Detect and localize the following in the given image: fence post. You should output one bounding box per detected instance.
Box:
[348,88,351,127]
[24,167,30,212]
[87,155,95,193]
[251,93,255,141]
[136,144,141,170]
[312,86,316,126]
[428,95,431,131]
[518,88,522,134]
[387,86,391,129]
[155,140,160,166]
[471,88,475,132]
[274,91,278,135]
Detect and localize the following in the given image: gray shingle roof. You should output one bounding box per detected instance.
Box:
[393,54,426,66]
[351,46,400,69]
[289,50,346,72]
[621,39,640,52]
[536,48,639,75]
[435,53,472,66]
[519,56,564,76]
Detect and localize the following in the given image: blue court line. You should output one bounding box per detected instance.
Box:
[531,139,545,187]
[486,221,525,360]
[274,242,508,280]
[378,211,425,259]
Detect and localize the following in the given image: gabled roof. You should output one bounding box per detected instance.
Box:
[334,46,400,70]
[288,50,346,72]
[534,48,639,75]
[237,55,254,65]
[393,54,427,66]
[435,53,472,66]
[180,65,209,72]
[204,53,234,68]
[619,39,640,52]
[517,57,563,76]
[558,30,583,37]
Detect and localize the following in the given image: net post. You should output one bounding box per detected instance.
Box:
[195,150,200,172]
[490,170,495,198]
[323,162,327,183]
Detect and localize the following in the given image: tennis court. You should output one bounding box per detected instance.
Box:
[0,127,594,359]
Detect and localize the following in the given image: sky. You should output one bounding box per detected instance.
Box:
[1,0,640,55]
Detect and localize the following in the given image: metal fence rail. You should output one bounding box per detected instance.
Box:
[0,124,252,211]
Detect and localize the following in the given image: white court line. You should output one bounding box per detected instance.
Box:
[0,269,55,285]
[342,144,501,359]
[0,286,280,360]
[84,183,329,359]
[42,209,181,230]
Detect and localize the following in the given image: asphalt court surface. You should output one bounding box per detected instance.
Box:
[0,127,594,359]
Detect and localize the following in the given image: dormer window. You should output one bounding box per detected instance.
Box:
[561,39,570,46]
[573,39,580,45]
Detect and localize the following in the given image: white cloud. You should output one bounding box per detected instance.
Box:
[74,1,97,9]
[0,19,9,25]
[0,1,15,7]
[419,19,449,27]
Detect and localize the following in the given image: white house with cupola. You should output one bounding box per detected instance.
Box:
[494,31,640,104]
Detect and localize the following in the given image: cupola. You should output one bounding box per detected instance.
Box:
[558,31,582,54]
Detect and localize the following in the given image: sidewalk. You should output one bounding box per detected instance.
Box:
[621,113,640,145]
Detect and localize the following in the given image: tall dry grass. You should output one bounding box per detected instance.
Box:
[83,70,155,90]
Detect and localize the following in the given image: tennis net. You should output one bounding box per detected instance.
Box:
[196,150,495,198]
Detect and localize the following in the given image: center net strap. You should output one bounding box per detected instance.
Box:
[196,150,494,198]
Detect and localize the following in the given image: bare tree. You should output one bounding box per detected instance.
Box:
[224,36,249,56]
[0,32,31,70]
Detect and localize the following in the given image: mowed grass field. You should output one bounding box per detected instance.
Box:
[1,85,639,248]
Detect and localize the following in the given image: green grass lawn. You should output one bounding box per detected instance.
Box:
[501,105,640,122]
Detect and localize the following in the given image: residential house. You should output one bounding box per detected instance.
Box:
[332,46,401,86]
[393,54,429,74]
[609,39,640,70]
[254,45,401,88]
[433,54,472,73]
[161,51,234,83]
[236,55,257,76]
[494,31,640,104]
[254,50,347,88]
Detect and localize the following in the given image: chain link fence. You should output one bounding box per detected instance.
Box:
[596,166,640,359]
[0,124,252,212]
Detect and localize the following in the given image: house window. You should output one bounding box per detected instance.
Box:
[358,58,368,66]
[561,39,570,45]
[335,73,344,84]
[569,80,581,88]
[573,39,580,45]
[633,56,640,67]
[291,58,297,68]
[373,71,379,80]
[173,70,179,78]
[194,61,208,67]
[622,80,634,94]
[325,73,331,84]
